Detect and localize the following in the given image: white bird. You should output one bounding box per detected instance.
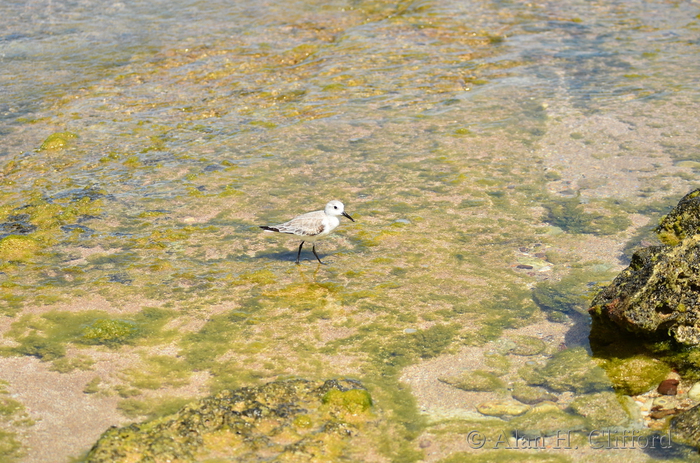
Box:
[260,200,355,264]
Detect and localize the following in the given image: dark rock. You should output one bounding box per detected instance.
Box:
[590,190,700,346]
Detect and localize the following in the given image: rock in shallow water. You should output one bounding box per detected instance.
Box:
[590,189,700,346]
[85,379,376,463]
[519,347,612,394]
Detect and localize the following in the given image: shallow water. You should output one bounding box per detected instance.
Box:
[1,0,700,461]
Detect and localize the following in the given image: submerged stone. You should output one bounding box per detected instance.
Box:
[598,354,670,396]
[39,131,78,150]
[439,370,505,392]
[508,336,546,356]
[511,384,558,405]
[566,391,636,429]
[509,402,587,439]
[671,403,700,448]
[85,379,377,462]
[532,275,589,322]
[476,399,530,417]
[522,347,612,394]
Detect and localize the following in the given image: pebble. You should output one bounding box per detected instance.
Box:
[657,379,679,395]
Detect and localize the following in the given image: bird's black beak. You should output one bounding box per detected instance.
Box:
[343,211,355,222]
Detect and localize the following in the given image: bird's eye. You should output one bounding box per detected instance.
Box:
[334,206,338,209]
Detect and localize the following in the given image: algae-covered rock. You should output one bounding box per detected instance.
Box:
[567,391,636,429]
[476,399,530,417]
[85,379,378,462]
[597,354,670,395]
[511,384,558,405]
[522,347,612,394]
[670,403,700,448]
[590,190,700,346]
[656,189,700,246]
[508,336,546,356]
[39,131,78,150]
[439,370,505,392]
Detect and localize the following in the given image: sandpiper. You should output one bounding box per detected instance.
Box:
[260,200,355,264]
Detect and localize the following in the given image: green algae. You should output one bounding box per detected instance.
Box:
[82,319,139,347]
[38,132,78,151]
[123,355,192,390]
[484,353,511,375]
[355,324,461,377]
[0,381,32,463]
[49,355,95,373]
[84,377,102,394]
[0,235,40,263]
[656,189,700,245]
[596,354,670,396]
[3,307,176,363]
[322,388,373,415]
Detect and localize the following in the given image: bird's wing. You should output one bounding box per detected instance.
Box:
[269,210,326,236]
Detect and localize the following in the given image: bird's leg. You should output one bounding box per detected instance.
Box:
[296,241,305,264]
[312,244,325,265]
